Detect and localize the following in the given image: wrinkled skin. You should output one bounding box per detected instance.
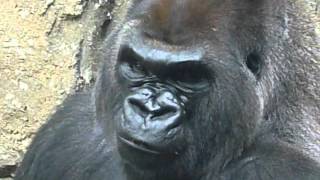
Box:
[15,0,320,180]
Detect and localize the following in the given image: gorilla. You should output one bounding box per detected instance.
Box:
[15,0,320,180]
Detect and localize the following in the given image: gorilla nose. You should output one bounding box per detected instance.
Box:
[124,88,182,130]
[130,91,178,118]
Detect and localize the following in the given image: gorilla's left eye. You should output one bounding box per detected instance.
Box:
[168,64,211,92]
[173,68,205,83]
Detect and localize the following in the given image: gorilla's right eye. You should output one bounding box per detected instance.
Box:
[118,62,147,81]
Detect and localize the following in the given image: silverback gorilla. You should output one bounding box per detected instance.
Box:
[15,0,320,180]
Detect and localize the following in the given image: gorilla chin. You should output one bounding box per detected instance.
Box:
[117,135,179,168]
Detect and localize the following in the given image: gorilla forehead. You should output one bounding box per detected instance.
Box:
[136,0,213,23]
[117,0,283,53]
[128,0,275,26]
[130,0,221,37]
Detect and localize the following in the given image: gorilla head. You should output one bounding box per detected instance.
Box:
[15,0,320,180]
[93,0,319,178]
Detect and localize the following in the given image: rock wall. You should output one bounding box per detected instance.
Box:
[0,0,115,178]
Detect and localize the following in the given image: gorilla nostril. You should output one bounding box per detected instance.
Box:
[152,106,177,118]
[128,98,149,116]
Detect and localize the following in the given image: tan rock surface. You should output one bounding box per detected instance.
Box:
[0,0,80,166]
[0,0,112,177]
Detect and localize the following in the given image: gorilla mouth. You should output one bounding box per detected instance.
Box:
[117,135,179,168]
[118,136,162,155]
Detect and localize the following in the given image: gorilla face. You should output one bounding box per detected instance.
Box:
[96,0,280,175]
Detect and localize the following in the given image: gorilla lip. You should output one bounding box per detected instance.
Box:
[118,136,162,155]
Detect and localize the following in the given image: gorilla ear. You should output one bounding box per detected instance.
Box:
[245,52,263,78]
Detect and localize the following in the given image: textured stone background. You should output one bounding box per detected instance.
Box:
[0,0,115,178]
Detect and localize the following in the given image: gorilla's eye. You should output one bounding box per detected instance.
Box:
[245,52,263,78]
[129,61,146,74]
[118,61,147,81]
[173,68,205,83]
[168,63,211,92]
